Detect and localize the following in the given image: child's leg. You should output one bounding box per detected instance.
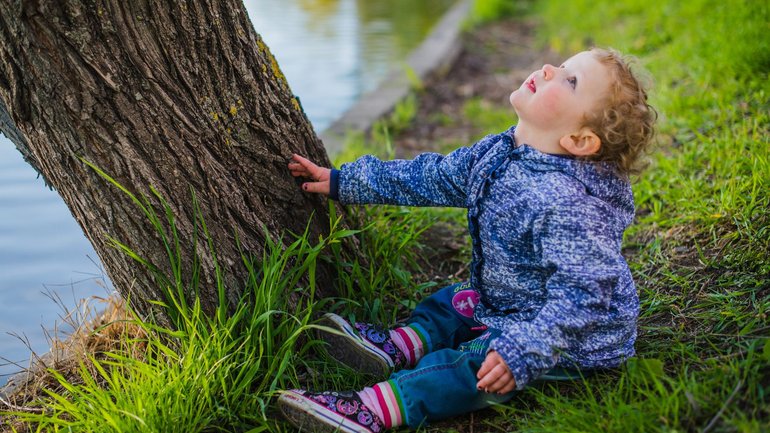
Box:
[358,329,512,429]
[278,330,505,432]
[280,326,586,431]
[318,281,485,376]
[405,280,486,353]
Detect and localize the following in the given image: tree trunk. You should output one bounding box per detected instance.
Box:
[0,0,340,323]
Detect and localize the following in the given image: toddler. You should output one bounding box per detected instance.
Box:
[280,48,656,432]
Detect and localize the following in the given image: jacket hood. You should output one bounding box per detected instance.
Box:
[504,127,636,227]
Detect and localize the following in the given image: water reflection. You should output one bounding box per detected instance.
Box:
[245,0,454,130]
[0,0,454,385]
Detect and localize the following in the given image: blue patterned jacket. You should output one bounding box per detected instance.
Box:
[329,126,639,389]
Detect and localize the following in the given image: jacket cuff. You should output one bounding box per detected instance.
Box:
[328,168,340,201]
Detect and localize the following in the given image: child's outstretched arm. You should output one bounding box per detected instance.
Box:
[289,129,511,207]
[288,154,331,195]
[333,130,508,207]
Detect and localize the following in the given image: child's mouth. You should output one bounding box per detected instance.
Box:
[526,78,536,93]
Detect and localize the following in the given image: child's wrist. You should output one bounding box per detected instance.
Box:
[328,168,340,200]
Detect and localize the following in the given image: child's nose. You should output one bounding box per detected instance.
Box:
[542,64,555,80]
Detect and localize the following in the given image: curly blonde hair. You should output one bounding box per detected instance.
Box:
[582,48,657,176]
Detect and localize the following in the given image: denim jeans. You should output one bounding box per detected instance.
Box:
[389,282,583,428]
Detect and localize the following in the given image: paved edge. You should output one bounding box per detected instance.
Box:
[319,0,472,157]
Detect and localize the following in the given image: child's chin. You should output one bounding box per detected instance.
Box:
[509,92,520,108]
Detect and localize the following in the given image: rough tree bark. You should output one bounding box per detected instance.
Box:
[0,0,342,323]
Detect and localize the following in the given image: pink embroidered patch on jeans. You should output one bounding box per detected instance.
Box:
[451,290,480,318]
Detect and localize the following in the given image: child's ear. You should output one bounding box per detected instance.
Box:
[559,127,601,156]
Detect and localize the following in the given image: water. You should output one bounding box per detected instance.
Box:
[246,0,455,130]
[0,146,106,384]
[0,0,454,385]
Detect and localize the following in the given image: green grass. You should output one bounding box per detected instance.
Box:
[465,0,531,27]
[1,192,330,431]
[332,125,469,326]
[462,97,516,138]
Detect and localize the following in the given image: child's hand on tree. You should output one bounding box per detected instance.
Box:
[476,350,516,394]
[288,154,331,195]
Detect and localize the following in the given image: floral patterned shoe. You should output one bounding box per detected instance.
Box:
[318,313,406,378]
[278,389,386,433]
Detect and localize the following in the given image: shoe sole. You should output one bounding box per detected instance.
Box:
[318,313,393,378]
[278,391,368,433]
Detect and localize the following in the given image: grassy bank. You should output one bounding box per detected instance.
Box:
[0,202,438,432]
[3,0,768,432]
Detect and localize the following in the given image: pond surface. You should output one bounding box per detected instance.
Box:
[0,0,455,385]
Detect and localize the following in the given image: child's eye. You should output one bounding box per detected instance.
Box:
[567,76,577,89]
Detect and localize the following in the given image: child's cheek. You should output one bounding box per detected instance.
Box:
[538,87,565,116]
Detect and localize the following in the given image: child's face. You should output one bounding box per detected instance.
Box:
[510,51,610,135]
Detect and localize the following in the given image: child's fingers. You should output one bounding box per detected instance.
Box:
[497,380,516,395]
[302,180,330,195]
[291,153,314,166]
[476,364,506,391]
[288,158,312,176]
[290,154,332,195]
[291,154,320,174]
[477,365,516,395]
[287,161,307,170]
[485,366,514,393]
[290,154,330,182]
[476,357,493,379]
[289,166,311,178]
[477,350,503,380]
[288,164,307,175]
